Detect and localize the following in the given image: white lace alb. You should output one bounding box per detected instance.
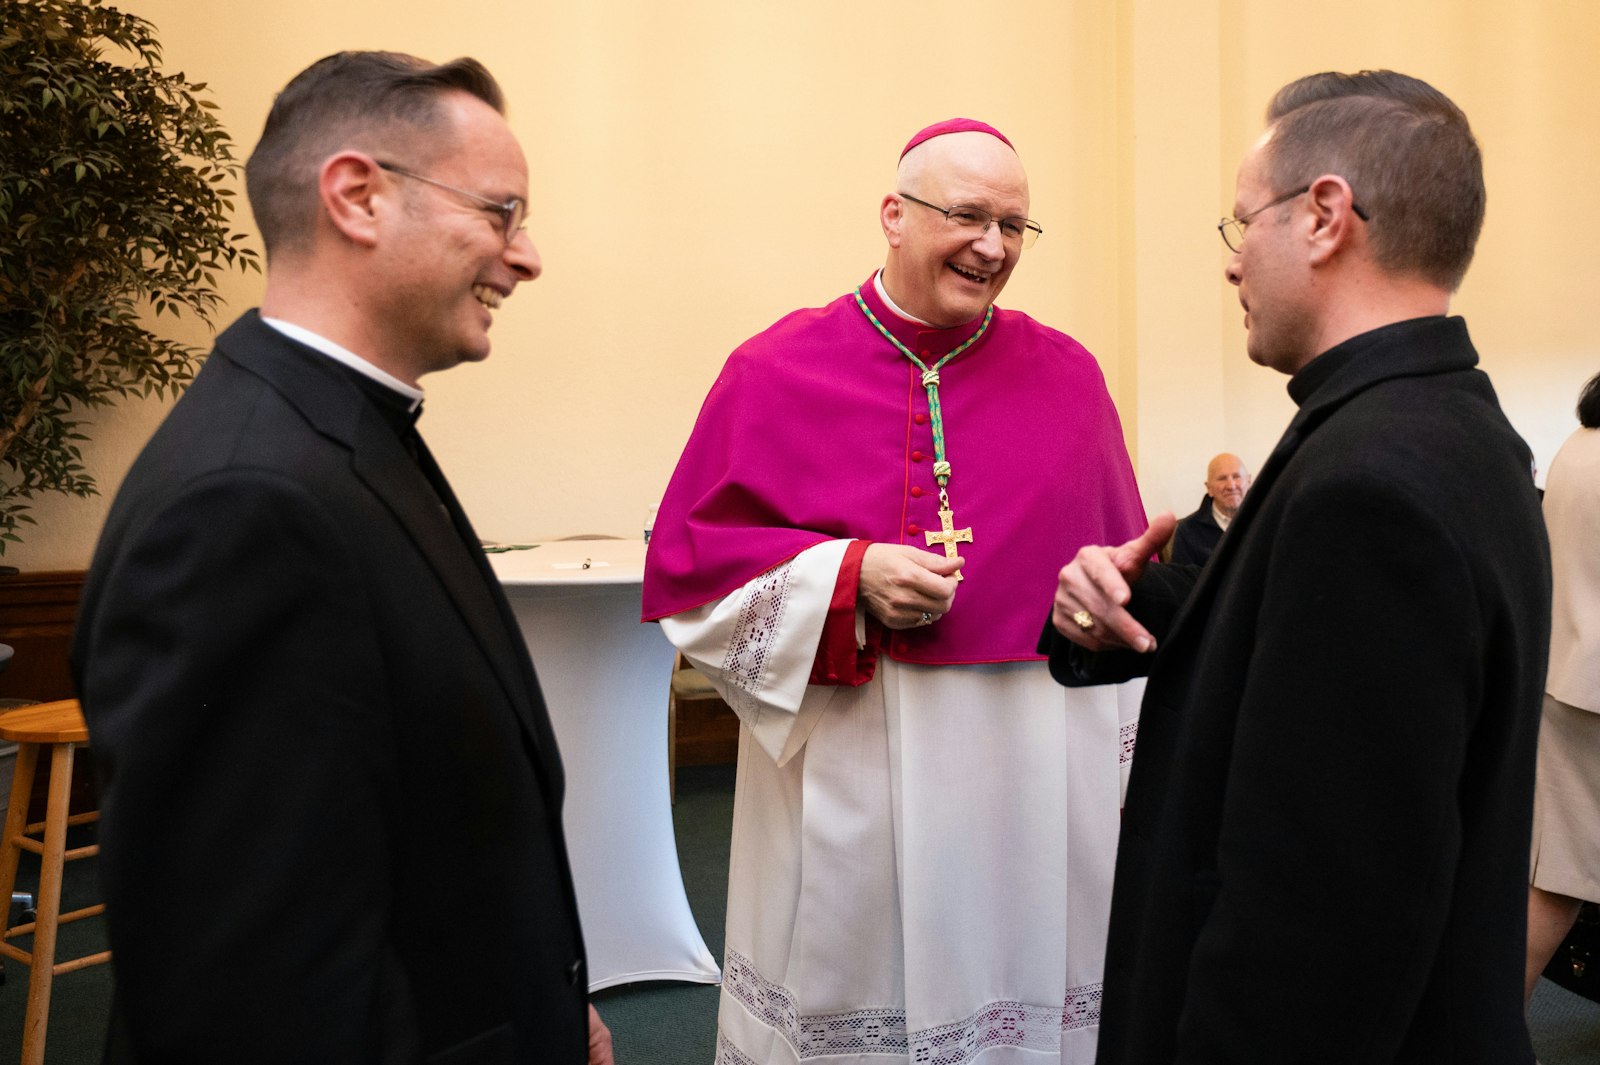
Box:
[721,949,1101,1063]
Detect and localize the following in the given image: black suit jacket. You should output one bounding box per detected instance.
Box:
[1167,493,1223,567]
[72,312,590,1065]
[1044,317,1551,1064]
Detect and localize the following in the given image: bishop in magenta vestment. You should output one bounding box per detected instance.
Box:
[643,120,1147,1065]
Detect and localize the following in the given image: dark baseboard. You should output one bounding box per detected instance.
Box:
[0,568,94,816]
[674,695,740,766]
[0,568,83,703]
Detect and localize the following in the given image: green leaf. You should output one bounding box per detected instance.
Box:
[0,0,254,552]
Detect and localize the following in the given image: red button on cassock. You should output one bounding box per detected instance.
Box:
[911,451,924,462]
[914,413,928,425]
[911,486,924,498]
[907,524,921,536]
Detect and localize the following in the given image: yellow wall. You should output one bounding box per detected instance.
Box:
[1214,1,1600,499]
[16,0,1598,570]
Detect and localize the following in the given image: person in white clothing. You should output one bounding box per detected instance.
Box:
[1525,369,1600,1004]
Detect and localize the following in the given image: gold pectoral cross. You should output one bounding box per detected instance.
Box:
[925,505,973,581]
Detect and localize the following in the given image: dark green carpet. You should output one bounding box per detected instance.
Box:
[4,761,1599,1064]
[0,822,114,1065]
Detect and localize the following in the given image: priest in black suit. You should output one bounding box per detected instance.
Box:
[72,52,612,1065]
[1043,71,1551,1063]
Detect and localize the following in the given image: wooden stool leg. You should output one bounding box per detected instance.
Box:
[668,697,678,805]
[21,741,74,1065]
[0,742,40,930]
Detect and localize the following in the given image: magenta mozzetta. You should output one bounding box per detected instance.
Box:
[642,272,1146,665]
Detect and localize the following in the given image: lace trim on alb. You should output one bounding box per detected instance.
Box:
[1119,719,1138,766]
[722,949,907,1055]
[1062,983,1103,1031]
[715,1031,760,1065]
[914,1000,1067,1059]
[722,949,1101,1062]
[721,562,793,721]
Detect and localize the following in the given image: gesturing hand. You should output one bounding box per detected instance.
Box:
[860,544,964,630]
[1051,513,1177,653]
[587,1005,614,1065]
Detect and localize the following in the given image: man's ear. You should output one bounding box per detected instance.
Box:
[320,152,384,248]
[1305,173,1360,267]
[881,194,905,248]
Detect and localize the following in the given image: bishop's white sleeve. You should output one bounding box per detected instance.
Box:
[660,539,855,767]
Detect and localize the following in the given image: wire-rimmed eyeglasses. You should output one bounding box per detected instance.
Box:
[899,192,1043,250]
[377,161,527,245]
[1218,185,1369,253]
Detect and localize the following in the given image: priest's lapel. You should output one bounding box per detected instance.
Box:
[410,430,567,795]
[348,406,555,769]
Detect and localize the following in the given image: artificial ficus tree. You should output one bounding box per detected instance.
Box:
[0,0,259,554]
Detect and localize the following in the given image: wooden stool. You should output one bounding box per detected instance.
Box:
[0,699,109,1065]
[666,653,740,803]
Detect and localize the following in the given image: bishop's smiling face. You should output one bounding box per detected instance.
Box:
[882,131,1029,328]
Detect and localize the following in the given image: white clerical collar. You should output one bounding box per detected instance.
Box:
[261,316,424,412]
[873,270,934,326]
[1213,503,1234,532]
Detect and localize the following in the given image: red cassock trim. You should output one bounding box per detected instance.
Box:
[808,539,882,686]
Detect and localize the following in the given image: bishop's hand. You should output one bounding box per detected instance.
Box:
[860,544,963,630]
[1051,512,1177,653]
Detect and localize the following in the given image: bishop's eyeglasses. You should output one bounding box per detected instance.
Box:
[377,161,527,245]
[898,192,1043,250]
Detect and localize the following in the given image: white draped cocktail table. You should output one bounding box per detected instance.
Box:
[490,538,721,991]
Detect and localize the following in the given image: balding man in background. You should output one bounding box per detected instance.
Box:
[1168,452,1251,566]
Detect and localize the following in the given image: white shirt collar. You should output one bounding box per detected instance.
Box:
[874,269,933,326]
[261,317,424,411]
[1212,503,1234,532]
